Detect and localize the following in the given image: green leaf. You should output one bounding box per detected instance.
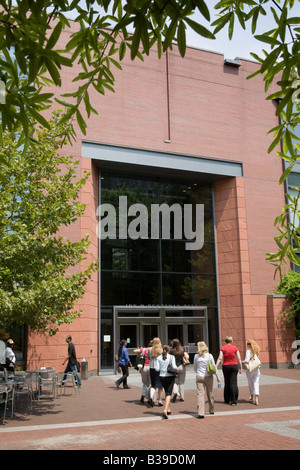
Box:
[286,17,300,25]
[276,89,294,116]
[114,13,135,31]
[259,46,283,74]
[46,22,63,50]
[76,109,87,135]
[140,24,150,55]
[195,0,210,21]
[268,128,284,154]
[228,11,234,40]
[131,17,142,59]
[54,98,74,108]
[109,57,123,70]
[27,107,51,129]
[43,58,61,86]
[185,17,215,39]
[212,13,231,35]
[163,18,177,51]
[279,164,293,184]
[177,21,186,58]
[119,41,126,61]
[254,34,282,46]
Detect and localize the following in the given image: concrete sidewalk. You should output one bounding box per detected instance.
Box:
[0,367,300,451]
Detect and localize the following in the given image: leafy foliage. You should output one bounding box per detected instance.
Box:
[0,0,215,139]
[212,1,300,277]
[276,269,300,338]
[0,112,98,334]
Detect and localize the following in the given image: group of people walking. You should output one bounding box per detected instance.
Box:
[115,335,261,419]
[115,337,189,419]
[216,336,261,406]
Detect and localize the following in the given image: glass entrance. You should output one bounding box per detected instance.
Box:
[100,171,219,373]
[114,306,208,369]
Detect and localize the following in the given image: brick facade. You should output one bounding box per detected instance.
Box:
[26,22,295,372]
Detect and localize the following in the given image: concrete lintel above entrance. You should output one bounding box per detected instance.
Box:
[82,141,243,179]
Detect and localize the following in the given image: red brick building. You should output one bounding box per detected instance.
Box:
[25,22,295,374]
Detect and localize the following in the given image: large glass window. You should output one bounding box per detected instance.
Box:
[287,172,300,272]
[100,172,218,367]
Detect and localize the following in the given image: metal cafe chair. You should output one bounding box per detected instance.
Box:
[1,368,10,383]
[38,368,57,400]
[0,383,14,424]
[59,371,80,396]
[14,373,33,411]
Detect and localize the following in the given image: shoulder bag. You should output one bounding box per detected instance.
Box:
[134,348,146,371]
[182,352,190,366]
[167,356,178,377]
[244,354,261,373]
[206,354,216,375]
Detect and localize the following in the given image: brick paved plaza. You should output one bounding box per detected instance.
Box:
[0,367,300,453]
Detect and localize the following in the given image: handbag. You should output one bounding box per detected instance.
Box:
[134,348,146,371]
[167,356,178,377]
[206,354,216,375]
[182,352,190,366]
[244,354,261,373]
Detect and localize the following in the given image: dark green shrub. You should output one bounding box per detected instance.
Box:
[276,270,300,339]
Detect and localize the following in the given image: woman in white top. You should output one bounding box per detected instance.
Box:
[147,337,163,407]
[157,345,178,419]
[243,339,261,406]
[193,341,220,418]
[5,339,16,372]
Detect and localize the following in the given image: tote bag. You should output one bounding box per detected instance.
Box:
[206,354,216,375]
[244,354,261,373]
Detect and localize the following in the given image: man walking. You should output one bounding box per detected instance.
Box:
[61,335,82,388]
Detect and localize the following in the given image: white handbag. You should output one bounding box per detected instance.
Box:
[244,354,261,373]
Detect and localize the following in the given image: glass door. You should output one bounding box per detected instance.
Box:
[188,324,204,346]
[141,324,159,348]
[167,324,184,346]
[119,324,138,354]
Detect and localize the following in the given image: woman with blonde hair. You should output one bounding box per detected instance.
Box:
[147,337,163,407]
[193,341,220,418]
[243,339,261,406]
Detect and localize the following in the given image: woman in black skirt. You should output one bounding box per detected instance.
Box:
[157,345,178,419]
[147,337,163,407]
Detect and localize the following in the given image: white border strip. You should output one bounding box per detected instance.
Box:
[1,406,300,434]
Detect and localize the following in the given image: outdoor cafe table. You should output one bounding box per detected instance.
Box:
[0,372,26,387]
[25,368,56,398]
